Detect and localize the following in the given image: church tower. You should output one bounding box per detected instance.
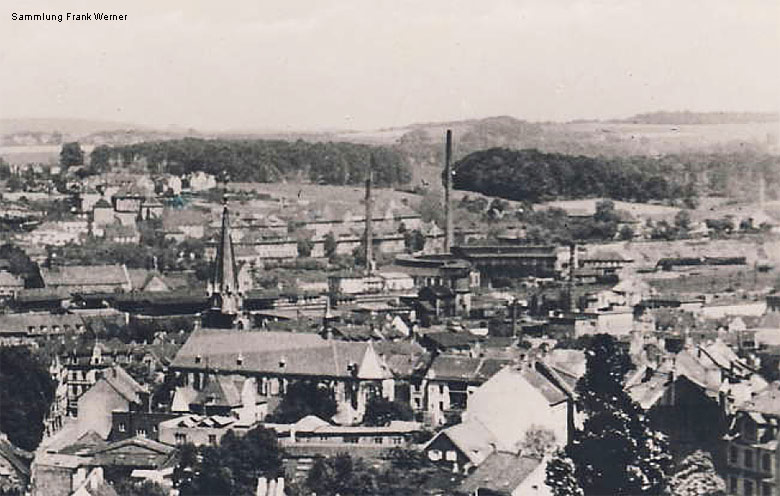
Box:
[204,201,244,328]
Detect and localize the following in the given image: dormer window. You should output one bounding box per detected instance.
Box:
[195,355,202,364]
[236,354,243,366]
[279,357,286,368]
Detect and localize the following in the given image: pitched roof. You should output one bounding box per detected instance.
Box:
[433,419,498,466]
[427,355,512,382]
[41,265,129,288]
[88,436,178,469]
[101,366,148,404]
[0,435,31,479]
[193,375,242,408]
[458,452,543,495]
[171,330,389,380]
[583,250,631,262]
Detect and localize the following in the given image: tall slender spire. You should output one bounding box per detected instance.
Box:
[206,200,241,327]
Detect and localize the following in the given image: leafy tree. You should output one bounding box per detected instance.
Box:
[89,145,112,172]
[5,175,23,192]
[403,229,426,252]
[0,244,40,287]
[618,224,635,241]
[668,450,726,496]
[266,380,338,423]
[297,238,313,258]
[546,449,584,496]
[59,142,84,168]
[559,334,672,495]
[520,426,557,459]
[113,479,168,496]
[178,427,282,496]
[323,232,338,260]
[416,191,444,227]
[0,347,56,450]
[674,209,692,234]
[306,453,376,496]
[363,396,414,426]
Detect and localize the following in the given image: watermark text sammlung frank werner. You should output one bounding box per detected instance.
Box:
[11,12,127,22]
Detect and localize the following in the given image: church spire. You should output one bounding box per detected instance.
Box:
[205,199,242,327]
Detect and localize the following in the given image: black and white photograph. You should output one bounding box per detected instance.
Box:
[1,1,779,495]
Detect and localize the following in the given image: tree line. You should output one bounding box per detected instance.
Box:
[450,147,779,204]
[88,138,412,186]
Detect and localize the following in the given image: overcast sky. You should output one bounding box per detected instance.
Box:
[1,0,778,131]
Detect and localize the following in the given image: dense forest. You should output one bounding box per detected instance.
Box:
[90,138,411,186]
[452,147,780,203]
[453,148,689,203]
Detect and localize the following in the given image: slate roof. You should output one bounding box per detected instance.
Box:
[40,264,129,289]
[0,312,84,335]
[88,436,178,469]
[458,452,542,495]
[193,375,242,408]
[583,250,632,262]
[101,366,148,404]
[434,419,498,466]
[427,355,512,383]
[160,414,238,430]
[422,331,480,350]
[171,330,388,380]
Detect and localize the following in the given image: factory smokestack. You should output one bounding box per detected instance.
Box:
[567,243,576,312]
[364,155,374,275]
[444,130,453,253]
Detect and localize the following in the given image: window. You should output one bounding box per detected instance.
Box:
[746,450,754,469]
[763,454,772,473]
[428,449,442,461]
[445,450,457,462]
[174,433,187,445]
[118,423,126,433]
[731,446,740,465]
[744,480,753,496]
[136,429,147,437]
[208,434,217,446]
[374,437,384,444]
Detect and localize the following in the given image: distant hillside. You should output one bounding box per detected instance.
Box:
[616,111,780,125]
[0,118,151,136]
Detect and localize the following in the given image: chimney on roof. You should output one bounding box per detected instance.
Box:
[444,130,453,253]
